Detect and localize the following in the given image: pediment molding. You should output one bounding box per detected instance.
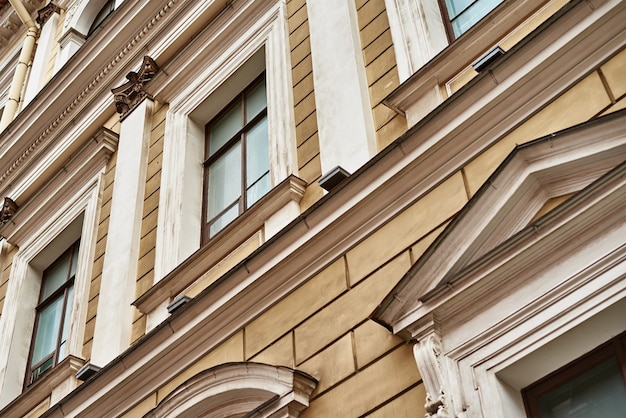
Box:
[373,110,626,333]
[0,128,118,245]
[143,362,317,418]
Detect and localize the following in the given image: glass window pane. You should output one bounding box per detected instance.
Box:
[246,79,267,123]
[538,358,626,418]
[445,0,475,19]
[31,297,63,366]
[209,204,239,237]
[451,0,503,37]
[41,253,71,300]
[208,143,241,219]
[210,103,242,154]
[247,172,270,207]
[245,116,269,187]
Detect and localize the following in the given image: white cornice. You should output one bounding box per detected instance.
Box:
[373,112,626,332]
[0,128,118,245]
[32,1,626,417]
[0,0,182,195]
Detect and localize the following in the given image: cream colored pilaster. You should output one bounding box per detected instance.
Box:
[23,3,62,106]
[306,0,376,176]
[91,98,153,366]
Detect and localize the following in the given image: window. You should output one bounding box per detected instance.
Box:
[26,240,80,386]
[439,0,504,39]
[202,74,269,240]
[87,0,115,36]
[522,331,626,418]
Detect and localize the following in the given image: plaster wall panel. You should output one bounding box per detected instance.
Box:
[295,251,410,363]
[298,154,321,184]
[301,344,420,417]
[155,331,244,404]
[346,172,466,284]
[464,71,613,195]
[299,333,355,396]
[249,332,294,368]
[354,320,403,369]
[368,384,427,418]
[601,47,626,100]
[245,257,347,357]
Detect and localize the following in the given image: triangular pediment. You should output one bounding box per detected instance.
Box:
[373,110,626,332]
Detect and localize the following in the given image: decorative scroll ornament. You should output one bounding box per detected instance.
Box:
[36,2,61,26]
[111,56,159,120]
[0,197,18,225]
[413,334,451,418]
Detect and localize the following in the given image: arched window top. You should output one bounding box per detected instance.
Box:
[144,362,317,418]
[87,0,115,36]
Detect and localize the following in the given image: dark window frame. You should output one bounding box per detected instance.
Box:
[202,73,268,243]
[522,330,626,417]
[25,240,80,387]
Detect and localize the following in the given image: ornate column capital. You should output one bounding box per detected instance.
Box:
[36,2,61,26]
[111,56,159,121]
[0,197,18,225]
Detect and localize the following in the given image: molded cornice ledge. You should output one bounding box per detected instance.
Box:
[0,128,118,245]
[134,175,307,315]
[372,111,626,335]
[0,0,182,197]
[35,2,626,417]
[0,355,84,418]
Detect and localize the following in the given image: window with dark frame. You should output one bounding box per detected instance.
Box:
[202,74,269,242]
[26,240,80,386]
[439,0,504,39]
[522,331,626,417]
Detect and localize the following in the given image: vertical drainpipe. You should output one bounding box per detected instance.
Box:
[0,0,39,132]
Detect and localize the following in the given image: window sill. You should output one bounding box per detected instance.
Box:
[0,355,84,418]
[384,0,570,127]
[133,174,307,316]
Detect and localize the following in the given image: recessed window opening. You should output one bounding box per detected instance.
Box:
[440,0,504,39]
[26,240,80,386]
[203,73,269,240]
[87,0,115,36]
[522,331,626,417]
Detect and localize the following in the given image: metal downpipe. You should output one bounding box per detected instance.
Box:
[0,0,39,132]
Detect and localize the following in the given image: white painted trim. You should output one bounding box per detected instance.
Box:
[155,0,297,283]
[374,112,626,329]
[383,0,448,82]
[144,362,317,418]
[0,178,103,408]
[31,2,626,417]
[306,0,376,175]
[91,99,153,367]
[24,12,60,106]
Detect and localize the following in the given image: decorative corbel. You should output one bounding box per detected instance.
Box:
[0,197,18,225]
[111,56,159,120]
[413,333,450,418]
[36,2,61,26]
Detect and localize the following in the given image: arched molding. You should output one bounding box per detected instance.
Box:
[55,0,117,71]
[64,0,113,36]
[143,362,317,418]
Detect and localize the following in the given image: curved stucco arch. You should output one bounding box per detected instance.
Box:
[66,0,115,36]
[143,362,317,418]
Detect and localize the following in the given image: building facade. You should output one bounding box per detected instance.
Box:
[0,0,624,416]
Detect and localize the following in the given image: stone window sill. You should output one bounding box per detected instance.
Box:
[133,175,307,316]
